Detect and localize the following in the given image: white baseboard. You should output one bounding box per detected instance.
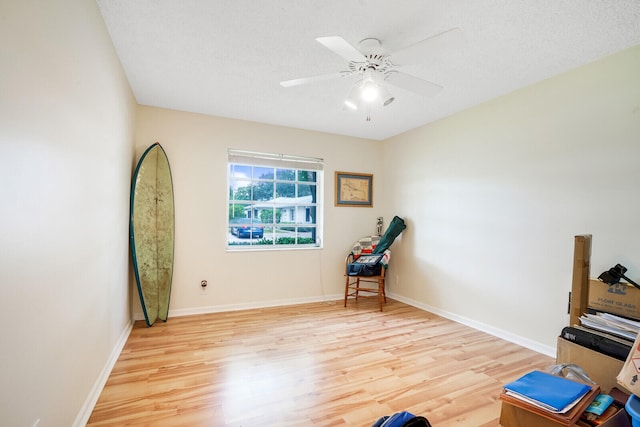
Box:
[132,294,345,321]
[387,292,556,358]
[73,319,133,427]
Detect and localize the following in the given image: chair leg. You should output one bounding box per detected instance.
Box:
[345,275,387,310]
[344,276,349,307]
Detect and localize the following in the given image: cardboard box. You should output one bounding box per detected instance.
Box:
[616,332,640,396]
[556,337,627,394]
[588,279,640,320]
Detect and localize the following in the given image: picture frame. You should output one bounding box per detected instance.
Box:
[335,171,373,207]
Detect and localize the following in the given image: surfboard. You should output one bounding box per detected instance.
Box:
[130,142,175,326]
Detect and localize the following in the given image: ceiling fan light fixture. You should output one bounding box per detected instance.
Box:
[344,84,361,110]
[360,82,379,102]
[379,85,395,106]
[344,98,358,110]
[360,68,379,102]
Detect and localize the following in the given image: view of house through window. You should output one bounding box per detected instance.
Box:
[227,150,323,249]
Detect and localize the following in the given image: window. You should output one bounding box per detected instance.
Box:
[227,150,323,249]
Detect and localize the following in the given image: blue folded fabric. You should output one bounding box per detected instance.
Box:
[504,370,591,412]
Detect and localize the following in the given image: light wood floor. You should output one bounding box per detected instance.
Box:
[87,299,553,426]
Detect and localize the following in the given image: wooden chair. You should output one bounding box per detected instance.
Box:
[343,252,388,311]
[343,236,391,311]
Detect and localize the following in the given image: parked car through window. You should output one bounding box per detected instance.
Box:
[229,218,264,239]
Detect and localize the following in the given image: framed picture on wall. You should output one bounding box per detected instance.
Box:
[335,171,373,207]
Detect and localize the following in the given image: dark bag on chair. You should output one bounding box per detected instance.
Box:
[347,254,383,276]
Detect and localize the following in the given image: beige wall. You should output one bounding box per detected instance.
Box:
[133,106,384,318]
[382,45,640,354]
[0,0,136,425]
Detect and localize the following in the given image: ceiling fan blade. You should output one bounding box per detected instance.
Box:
[391,27,464,65]
[386,71,443,97]
[280,71,349,87]
[316,36,366,63]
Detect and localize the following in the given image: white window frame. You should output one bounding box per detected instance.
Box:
[227,149,323,251]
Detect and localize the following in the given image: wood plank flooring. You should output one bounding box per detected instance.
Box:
[87,299,553,426]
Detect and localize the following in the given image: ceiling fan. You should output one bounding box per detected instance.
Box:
[280,28,462,114]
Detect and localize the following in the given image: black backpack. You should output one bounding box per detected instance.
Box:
[372,411,432,427]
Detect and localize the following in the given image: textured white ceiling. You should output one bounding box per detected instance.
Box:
[96,0,640,140]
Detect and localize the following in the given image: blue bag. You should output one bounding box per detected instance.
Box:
[371,411,431,427]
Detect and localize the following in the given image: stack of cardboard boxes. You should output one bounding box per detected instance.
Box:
[500,235,636,427]
[557,278,640,394]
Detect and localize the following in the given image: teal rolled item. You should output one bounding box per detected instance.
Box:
[373,216,406,254]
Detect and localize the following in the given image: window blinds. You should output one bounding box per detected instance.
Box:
[228,149,323,171]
